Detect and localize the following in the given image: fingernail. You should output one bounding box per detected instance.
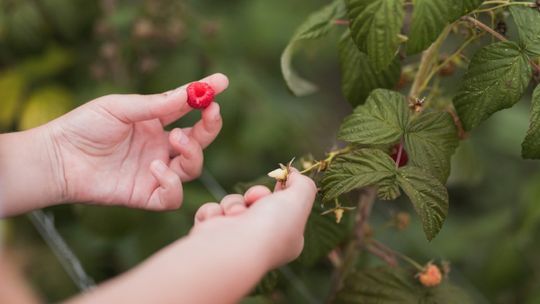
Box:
[177,129,189,145]
[152,160,167,173]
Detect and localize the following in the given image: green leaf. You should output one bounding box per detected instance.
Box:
[510,2,540,57]
[336,266,473,303]
[346,0,404,69]
[254,270,279,295]
[407,0,483,54]
[453,41,532,131]
[338,89,408,145]
[339,32,401,106]
[405,111,459,182]
[299,205,350,266]
[281,0,346,96]
[322,149,397,201]
[522,85,540,159]
[397,166,449,240]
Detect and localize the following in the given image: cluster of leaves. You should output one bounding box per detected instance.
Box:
[278,0,540,302]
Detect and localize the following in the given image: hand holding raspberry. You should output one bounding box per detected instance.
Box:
[187,82,215,109]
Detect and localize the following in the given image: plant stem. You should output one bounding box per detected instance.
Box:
[300,146,353,174]
[395,141,404,169]
[354,186,377,247]
[409,25,452,99]
[462,16,507,42]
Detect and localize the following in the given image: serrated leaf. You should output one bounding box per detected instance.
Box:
[339,89,408,145]
[299,205,350,266]
[397,166,448,240]
[322,149,397,201]
[377,177,402,200]
[407,0,483,54]
[336,266,473,304]
[510,2,540,57]
[453,41,532,131]
[340,32,401,106]
[281,0,346,96]
[405,111,459,182]
[346,0,404,70]
[522,85,540,159]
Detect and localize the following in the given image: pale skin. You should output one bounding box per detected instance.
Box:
[0,73,318,304]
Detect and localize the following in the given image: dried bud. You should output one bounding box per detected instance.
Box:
[418,263,442,287]
[334,208,344,224]
[395,212,411,230]
[267,168,288,181]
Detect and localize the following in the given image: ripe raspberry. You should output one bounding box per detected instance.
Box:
[187,82,215,109]
[390,144,408,167]
[418,263,442,287]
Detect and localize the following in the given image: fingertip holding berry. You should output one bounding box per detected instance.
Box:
[187,82,215,109]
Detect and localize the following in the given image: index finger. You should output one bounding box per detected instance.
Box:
[160,73,229,126]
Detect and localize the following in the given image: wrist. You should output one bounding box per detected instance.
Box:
[0,125,67,216]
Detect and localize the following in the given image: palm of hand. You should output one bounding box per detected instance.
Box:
[56,105,169,208]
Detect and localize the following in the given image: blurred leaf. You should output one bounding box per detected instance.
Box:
[522,85,540,159]
[299,204,350,266]
[510,3,540,57]
[254,270,280,295]
[346,0,404,70]
[322,149,397,201]
[4,1,49,51]
[336,266,472,303]
[18,45,73,81]
[453,41,532,131]
[447,140,484,187]
[240,296,273,304]
[0,70,25,130]
[75,205,146,239]
[338,89,407,145]
[19,86,73,130]
[281,0,346,96]
[41,0,97,40]
[405,111,459,182]
[397,166,448,241]
[339,32,401,106]
[407,0,483,54]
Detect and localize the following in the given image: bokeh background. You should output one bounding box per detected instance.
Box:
[1,0,540,303]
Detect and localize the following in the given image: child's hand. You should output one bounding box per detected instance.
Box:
[192,169,317,268]
[48,73,228,210]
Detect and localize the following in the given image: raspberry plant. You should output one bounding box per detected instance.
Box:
[274,0,540,302]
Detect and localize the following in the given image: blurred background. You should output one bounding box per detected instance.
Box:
[0,0,540,303]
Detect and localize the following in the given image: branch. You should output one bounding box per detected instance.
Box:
[354,186,377,247]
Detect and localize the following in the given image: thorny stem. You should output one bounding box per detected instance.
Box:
[300,146,354,174]
[354,187,377,248]
[409,25,452,100]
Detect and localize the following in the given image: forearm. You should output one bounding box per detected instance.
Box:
[68,218,270,304]
[0,126,65,217]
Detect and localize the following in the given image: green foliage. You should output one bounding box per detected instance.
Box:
[281,0,345,96]
[338,89,407,145]
[407,0,483,54]
[522,85,540,158]
[0,70,25,130]
[396,166,449,241]
[510,2,540,57]
[345,0,404,70]
[453,41,532,131]
[322,149,397,201]
[339,32,401,106]
[299,204,350,266]
[339,89,458,181]
[335,266,472,303]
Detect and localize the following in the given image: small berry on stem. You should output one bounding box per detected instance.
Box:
[418,263,443,287]
[187,82,215,109]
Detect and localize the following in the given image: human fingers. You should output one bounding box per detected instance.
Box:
[147,160,183,210]
[168,128,204,181]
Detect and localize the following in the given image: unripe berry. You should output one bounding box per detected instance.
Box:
[187,82,215,109]
[418,263,442,287]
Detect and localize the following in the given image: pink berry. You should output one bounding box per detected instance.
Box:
[418,263,442,287]
[187,82,215,109]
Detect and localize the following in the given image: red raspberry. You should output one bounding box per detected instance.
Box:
[390,144,408,167]
[187,82,215,109]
